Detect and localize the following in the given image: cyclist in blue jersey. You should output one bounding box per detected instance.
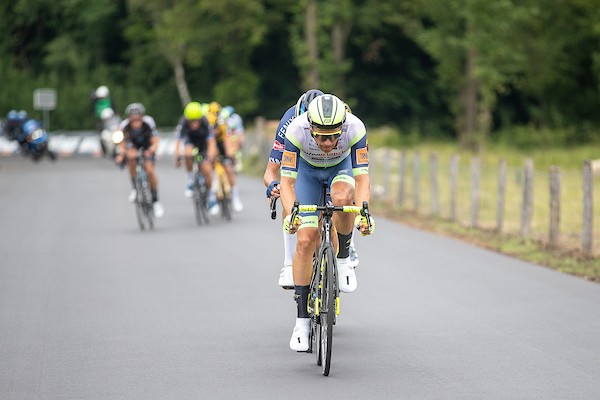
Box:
[280,94,375,351]
[264,89,322,289]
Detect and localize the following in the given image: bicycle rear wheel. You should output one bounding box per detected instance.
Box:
[319,245,336,376]
[220,181,232,221]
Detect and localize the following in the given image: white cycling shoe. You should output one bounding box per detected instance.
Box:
[349,243,359,268]
[232,197,244,212]
[153,201,165,218]
[278,264,294,290]
[184,184,194,198]
[128,189,137,203]
[209,202,220,216]
[337,257,357,293]
[289,318,311,352]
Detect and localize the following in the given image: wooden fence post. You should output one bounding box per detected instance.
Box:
[413,152,420,211]
[471,157,480,228]
[383,148,391,199]
[398,151,406,207]
[370,149,377,188]
[449,154,459,222]
[497,159,507,233]
[583,160,593,255]
[430,153,439,216]
[520,159,534,238]
[549,167,561,246]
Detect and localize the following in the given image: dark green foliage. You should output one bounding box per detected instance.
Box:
[0,0,599,145]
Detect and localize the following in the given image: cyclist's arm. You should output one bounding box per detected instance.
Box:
[207,136,218,160]
[350,133,370,206]
[263,161,280,186]
[174,119,184,159]
[222,130,234,158]
[280,139,300,215]
[174,139,182,159]
[280,176,296,216]
[149,134,159,155]
[354,174,371,207]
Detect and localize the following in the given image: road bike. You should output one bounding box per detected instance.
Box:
[213,156,232,221]
[288,182,372,376]
[132,149,154,231]
[191,149,210,225]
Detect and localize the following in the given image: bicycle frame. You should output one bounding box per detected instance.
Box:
[133,149,154,231]
[190,151,209,225]
[288,182,370,376]
[214,157,232,221]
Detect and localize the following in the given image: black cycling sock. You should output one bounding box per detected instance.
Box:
[130,177,136,189]
[337,232,352,259]
[294,285,310,318]
[151,190,158,202]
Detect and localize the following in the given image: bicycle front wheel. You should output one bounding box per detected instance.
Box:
[193,176,209,225]
[134,177,147,231]
[319,245,337,376]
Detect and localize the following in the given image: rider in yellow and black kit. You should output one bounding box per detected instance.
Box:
[205,101,243,212]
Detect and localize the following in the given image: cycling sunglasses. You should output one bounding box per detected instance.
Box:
[311,131,341,142]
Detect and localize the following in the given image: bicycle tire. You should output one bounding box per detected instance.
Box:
[193,174,209,225]
[320,244,336,376]
[309,255,322,365]
[141,171,154,230]
[220,181,232,221]
[134,177,147,231]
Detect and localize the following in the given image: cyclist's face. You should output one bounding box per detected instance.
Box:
[129,114,143,129]
[311,127,341,153]
[189,119,201,128]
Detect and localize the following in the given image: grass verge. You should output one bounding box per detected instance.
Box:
[373,202,600,283]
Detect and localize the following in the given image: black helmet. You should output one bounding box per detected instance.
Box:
[295,89,324,117]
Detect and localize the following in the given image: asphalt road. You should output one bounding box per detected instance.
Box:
[1,156,600,399]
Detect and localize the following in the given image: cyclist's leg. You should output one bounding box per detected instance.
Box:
[200,156,213,191]
[125,145,138,202]
[182,143,196,196]
[126,145,138,178]
[145,153,158,192]
[289,160,325,351]
[328,160,357,292]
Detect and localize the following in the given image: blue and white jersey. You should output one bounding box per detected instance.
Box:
[280,112,369,179]
[268,105,296,165]
[226,113,245,134]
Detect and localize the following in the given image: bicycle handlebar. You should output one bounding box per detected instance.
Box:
[269,196,278,220]
[295,204,363,213]
[289,201,371,232]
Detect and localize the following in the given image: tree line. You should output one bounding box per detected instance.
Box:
[1,0,599,150]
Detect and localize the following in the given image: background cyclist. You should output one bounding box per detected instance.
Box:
[206,101,243,213]
[115,103,164,218]
[220,105,245,172]
[279,93,375,351]
[263,89,323,289]
[174,101,217,210]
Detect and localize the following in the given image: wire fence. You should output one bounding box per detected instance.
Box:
[368,148,599,257]
[244,119,599,257]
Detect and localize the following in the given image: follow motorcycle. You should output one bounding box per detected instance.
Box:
[21,119,57,162]
[99,108,123,158]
